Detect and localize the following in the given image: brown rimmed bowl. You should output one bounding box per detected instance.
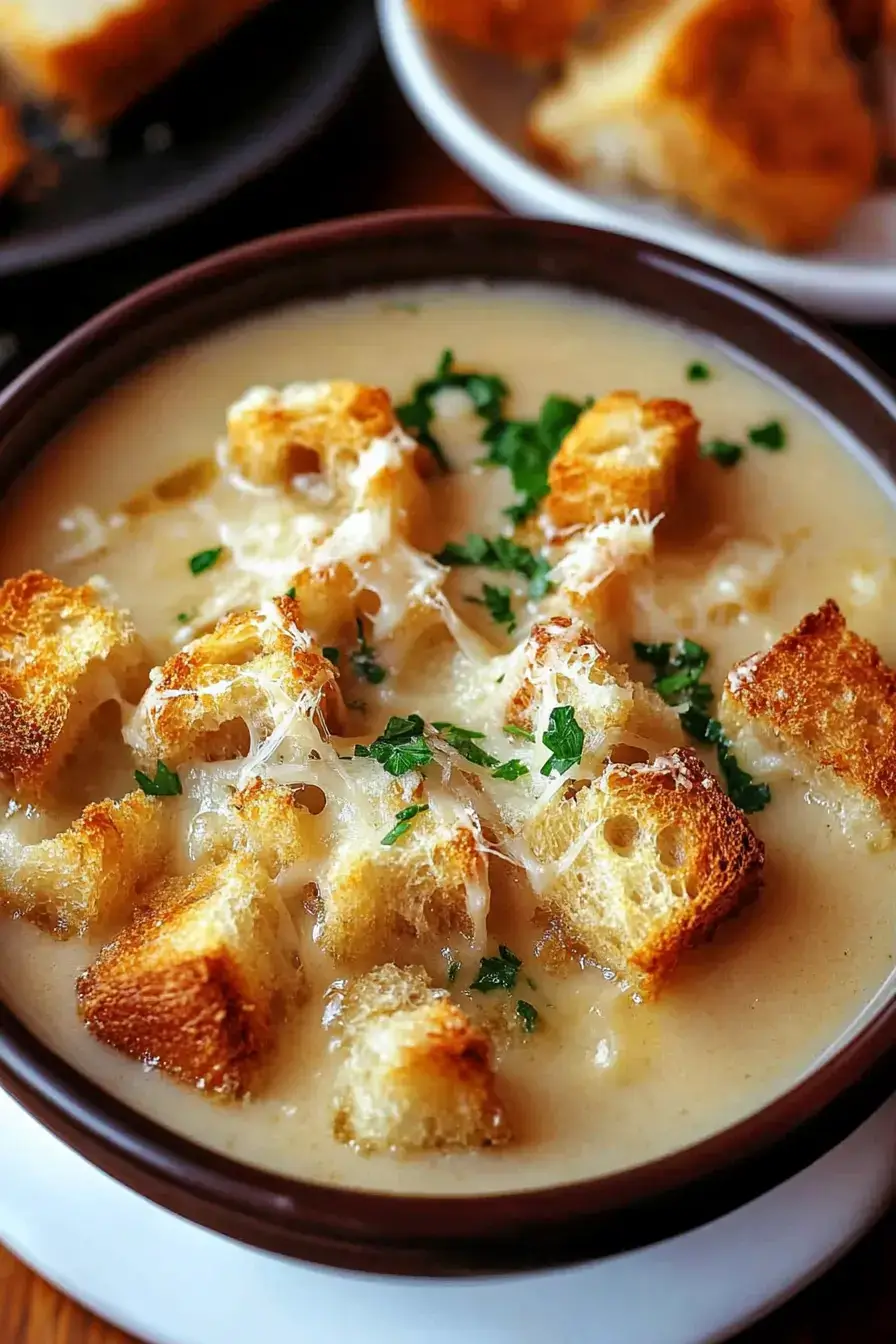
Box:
[0,210,893,1277]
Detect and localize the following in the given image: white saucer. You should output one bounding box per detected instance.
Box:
[378,0,896,322]
[0,1086,893,1344]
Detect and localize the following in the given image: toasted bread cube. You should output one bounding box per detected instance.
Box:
[331,963,509,1152]
[0,571,147,802]
[0,791,171,938]
[0,105,27,195]
[77,855,304,1095]
[505,616,683,760]
[191,777,321,876]
[548,511,659,626]
[0,0,270,127]
[525,747,764,994]
[409,0,595,60]
[530,0,876,252]
[719,600,896,849]
[125,596,345,770]
[544,393,699,532]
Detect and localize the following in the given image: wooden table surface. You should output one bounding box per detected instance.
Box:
[0,50,893,1344]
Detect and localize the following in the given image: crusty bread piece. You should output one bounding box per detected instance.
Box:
[78,854,304,1095]
[192,776,320,877]
[124,596,345,770]
[331,963,509,1152]
[0,571,147,802]
[0,104,27,194]
[524,747,764,994]
[505,616,683,757]
[547,511,659,629]
[530,0,877,252]
[409,0,597,60]
[0,790,171,938]
[545,392,699,532]
[719,600,896,849]
[0,0,270,127]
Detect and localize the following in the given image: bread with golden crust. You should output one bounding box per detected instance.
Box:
[524,746,764,994]
[0,571,147,802]
[0,790,171,938]
[191,776,321,877]
[77,854,304,1095]
[719,599,896,849]
[409,0,597,61]
[530,0,877,252]
[545,392,699,532]
[331,963,510,1152]
[124,596,345,769]
[0,0,271,127]
[0,104,27,194]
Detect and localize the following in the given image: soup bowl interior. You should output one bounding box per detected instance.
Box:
[0,210,893,1276]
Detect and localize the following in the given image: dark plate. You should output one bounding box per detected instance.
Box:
[0,0,376,278]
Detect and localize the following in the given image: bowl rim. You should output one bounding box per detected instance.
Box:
[0,207,893,1277]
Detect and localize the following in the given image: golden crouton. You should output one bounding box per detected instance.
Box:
[548,511,660,629]
[719,600,896,848]
[0,571,147,802]
[318,778,489,963]
[331,963,509,1152]
[544,393,699,532]
[0,105,27,195]
[530,0,877,252]
[125,596,345,770]
[191,776,321,877]
[0,791,171,938]
[525,747,764,994]
[505,616,682,759]
[77,855,304,1096]
[409,0,596,60]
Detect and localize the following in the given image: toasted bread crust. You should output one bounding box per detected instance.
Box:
[720,600,896,839]
[193,776,320,876]
[409,0,595,60]
[0,570,146,800]
[545,392,699,531]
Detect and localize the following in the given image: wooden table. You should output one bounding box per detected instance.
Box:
[0,53,893,1344]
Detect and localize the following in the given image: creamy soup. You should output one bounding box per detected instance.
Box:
[0,285,893,1195]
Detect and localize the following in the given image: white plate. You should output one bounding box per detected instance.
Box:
[378,0,896,321]
[0,1084,894,1344]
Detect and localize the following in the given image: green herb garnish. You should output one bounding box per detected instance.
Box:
[188,547,223,575]
[134,760,182,797]
[354,714,433,777]
[436,533,554,599]
[176,612,192,624]
[540,705,585,777]
[436,723,500,768]
[396,349,509,472]
[686,361,711,382]
[467,583,517,634]
[503,723,535,742]
[322,646,340,666]
[447,959,461,985]
[516,1000,539,1033]
[748,419,786,450]
[700,439,743,468]
[381,802,430,846]
[471,944,522,992]
[481,394,588,523]
[492,758,529,781]
[349,618,386,685]
[285,586,296,599]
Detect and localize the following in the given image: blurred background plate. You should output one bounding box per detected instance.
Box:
[0,0,376,279]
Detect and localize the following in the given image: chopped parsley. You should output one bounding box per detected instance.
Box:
[381,802,430,846]
[396,349,509,471]
[285,586,296,599]
[176,611,192,624]
[436,533,554,599]
[481,393,588,523]
[436,723,500,768]
[188,546,223,576]
[471,944,522,992]
[322,646,340,666]
[686,361,711,382]
[492,758,529,781]
[447,959,461,985]
[503,723,535,742]
[540,704,585,777]
[516,1000,539,1033]
[748,419,787,450]
[354,714,433,776]
[467,583,517,634]
[700,439,743,468]
[134,760,182,797]
[349,618,386,685]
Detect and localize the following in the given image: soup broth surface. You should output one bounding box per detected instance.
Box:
[0,285,893,1194]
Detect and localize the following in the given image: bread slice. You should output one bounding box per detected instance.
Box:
[330,963,509,1152]
[0,0,271,127]
[544,392,698,532]
[0,790,171,938]
[124,596,345,770]
[191,776,321,878]
[524,746,764,994]
[0,103,27,194]
[504,615,683,759]
[719,600,896,849]
[0,571,147,802]
[409,0,597,61]
[530,0,877,252]
[77,854,304,1095]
